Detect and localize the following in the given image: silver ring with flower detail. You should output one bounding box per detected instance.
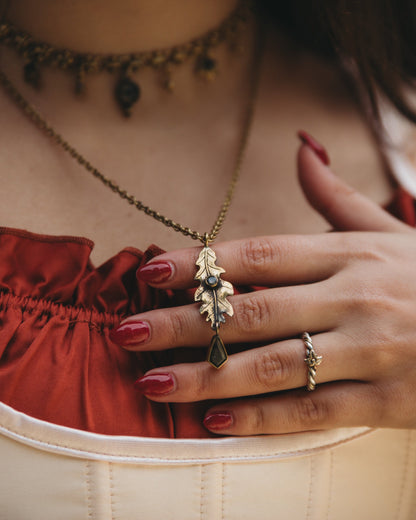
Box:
[302,332,322,391]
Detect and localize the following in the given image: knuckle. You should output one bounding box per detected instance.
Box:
[234,294,271,335]
[344,281,390,316]
[191,365,212,399]
[366,333,396,370]
[367,385,388,425]
[247,404,266,434]
[252,349,292,390]
[293,396,328,427]
[348,236,388,264]
[166,309,190,346]
[366,310,412,373]
[240,237,277,276]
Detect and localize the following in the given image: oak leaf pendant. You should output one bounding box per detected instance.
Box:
[194,246,233,369]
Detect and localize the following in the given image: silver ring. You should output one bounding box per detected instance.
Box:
[302,332,322,391]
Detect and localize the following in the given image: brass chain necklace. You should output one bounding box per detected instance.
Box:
[0,25,263,369]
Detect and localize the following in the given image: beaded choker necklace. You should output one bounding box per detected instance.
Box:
[0,1,251,116]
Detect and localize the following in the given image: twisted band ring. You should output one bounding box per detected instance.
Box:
[302,332,322,391]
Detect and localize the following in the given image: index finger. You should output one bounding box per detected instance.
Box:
[137,233,349,289]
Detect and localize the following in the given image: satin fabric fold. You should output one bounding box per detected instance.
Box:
[0,227,213,438]
[0,189,414,438]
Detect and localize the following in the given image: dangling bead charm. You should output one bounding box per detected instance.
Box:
[75,66,86,96]
[161,64,175,92]
[194,236,233,369]
[196,53,218,81]
[115,70,141,117]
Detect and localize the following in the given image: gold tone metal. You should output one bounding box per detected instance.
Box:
[194,246,234,368]
[0,1,252,115]
[0,18,264,367]
[194,247,234,328]
[302,332,322,391]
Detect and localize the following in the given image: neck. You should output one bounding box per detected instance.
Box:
[4,0,240,53]
[0,0,259,122]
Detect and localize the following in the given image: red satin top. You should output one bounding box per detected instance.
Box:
[0,188,414,438]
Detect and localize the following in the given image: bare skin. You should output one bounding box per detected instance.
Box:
[2,1,413,436]
[121,146,416,434]
[0,1,392,265]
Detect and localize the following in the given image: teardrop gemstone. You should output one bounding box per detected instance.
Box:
[207,334,228,369]
[115,75,141,116]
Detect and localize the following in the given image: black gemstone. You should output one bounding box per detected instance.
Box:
[206,275,218,288]
[115,76,141,116]
[200,56,216,71]
[208,334,228,369]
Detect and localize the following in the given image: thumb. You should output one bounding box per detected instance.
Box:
[297,130,409,232]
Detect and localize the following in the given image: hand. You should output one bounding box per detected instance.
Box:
[111,134,416,435]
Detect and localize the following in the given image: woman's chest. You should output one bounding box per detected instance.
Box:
[0,46,394,264]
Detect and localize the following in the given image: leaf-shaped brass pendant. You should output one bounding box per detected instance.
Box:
[194,246,233,368]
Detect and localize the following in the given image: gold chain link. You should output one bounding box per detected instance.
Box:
[0,27,263,246]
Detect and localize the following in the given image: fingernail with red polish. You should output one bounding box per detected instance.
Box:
[135,373,176,395]
[203,412,233,430]
[297,130,330,166]
[109,321,150,347]
[137,261,173,284]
